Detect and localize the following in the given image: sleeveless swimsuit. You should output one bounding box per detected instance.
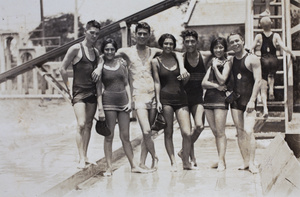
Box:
[231,53,255,112]
[102,60,129,111]
[157,57,188,111]
[203,58,229,110]
[127,46,156,109]
[72,43,98,105]
[260,33,278,80]
[184,51,206,108]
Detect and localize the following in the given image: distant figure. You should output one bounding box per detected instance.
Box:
[92,22,189,170]
[259,0,277,17]
[151,33,196,171]
[60,20,101,169]
[97,38,152,176]
[178,30,211,167]
[227,33,262,174]
[202,37,231,172]
[250,16,295,117]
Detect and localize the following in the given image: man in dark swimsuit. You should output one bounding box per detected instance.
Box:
[228,33,262,174]
[178,30,211,166]
[60,20,101,169]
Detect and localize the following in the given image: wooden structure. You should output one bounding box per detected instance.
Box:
[247,0,295,135]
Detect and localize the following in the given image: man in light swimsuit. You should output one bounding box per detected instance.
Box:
[60,20,101,169]
[227,33,262,174]
[93,22,189,170]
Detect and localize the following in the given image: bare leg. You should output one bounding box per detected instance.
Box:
[244,110,259,174]
[136,108,158,169]
[163,105,177,171]
[73,102,97,168]
[268,74,275,100]
[104,111,117,176]
[176,106,195,170]
[189,104,205,165]
[261,80,269,117]
[231,109,258,174]
[205,109,228,171]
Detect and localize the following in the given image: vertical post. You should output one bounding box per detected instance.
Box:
[245,0,253,49]
[0,36,6,92]
[74,0,78,39]
[285,0,293,123]
[5,37,13,94]
[40,0,45,46]
[119,21,128,47]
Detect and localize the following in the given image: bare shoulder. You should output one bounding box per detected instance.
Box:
[246,54,260,69]
[68,43,81,53]
[151,57,159,64]
[200,50,212,57]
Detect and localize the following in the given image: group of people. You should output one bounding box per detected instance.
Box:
[60,13,295,175]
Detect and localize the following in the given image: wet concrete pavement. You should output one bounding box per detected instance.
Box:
[64,126,268,197]
[0,99,297,197]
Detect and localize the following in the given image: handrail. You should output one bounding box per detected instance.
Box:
[0,0,187,83]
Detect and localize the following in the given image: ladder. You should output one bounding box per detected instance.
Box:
[248,0,293,137]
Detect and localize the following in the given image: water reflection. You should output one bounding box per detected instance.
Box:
[214,171,226,191]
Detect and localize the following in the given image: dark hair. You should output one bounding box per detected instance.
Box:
[180,29,198,41]
[101,38,118,53]
[210,37,227,56]
[227,32,244,43]
[158,33,177,49]
[86,20,101,30]
[135,22,151,34]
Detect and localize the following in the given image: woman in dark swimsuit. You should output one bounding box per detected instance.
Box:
[151,34,196,171]
[202,37,231,171]
[98,38,149,176]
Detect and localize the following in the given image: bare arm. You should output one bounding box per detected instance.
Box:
[96,79,105,120]
[59,45,79,94]
[245,55,262,112]
[151,58,162,112]
[250,34,261,53]
[211,58,232,85]
[201,66,226,91]
[274,33,296,59]
[123,63,132,112]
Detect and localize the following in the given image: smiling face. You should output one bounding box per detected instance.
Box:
[228,34,244,53]
[135,28,150,46]
[213,43,225,58]
[162,38,174,53]
[103,43,116,60]
[183,36,197,53]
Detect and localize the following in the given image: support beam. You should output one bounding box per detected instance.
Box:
[0,0,187,84]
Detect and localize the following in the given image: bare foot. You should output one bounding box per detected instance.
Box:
[269,94,275,101]
[103,170,113,177]
[217,161,226,172]
[183,163,198,170]
[249,164,259,174]
[139,163,150,170]
[262,111,269,118]
[191,161,197,167]
[170,164,178,172]
[77,160,87,169]
[211,162,218,169]
[85,159,97,166]
[238,164,249,170]
[151,157,159,170]
[131,167,154,174]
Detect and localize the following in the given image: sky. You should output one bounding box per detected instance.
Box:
[0,0,187,43]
